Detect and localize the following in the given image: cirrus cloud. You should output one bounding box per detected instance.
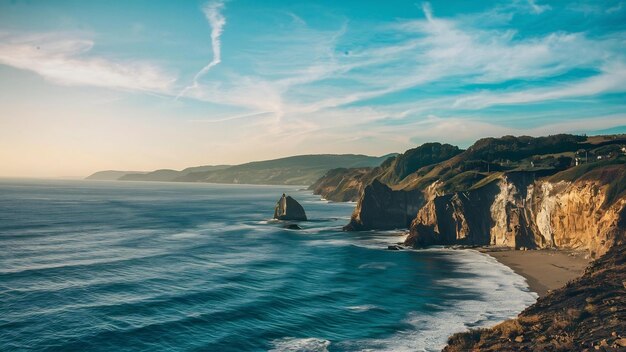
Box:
[0,32,176,92]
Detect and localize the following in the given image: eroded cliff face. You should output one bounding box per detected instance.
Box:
[525,180,625,257]
[406,179,500,247]
[343,179,424,231]
[405,173,625,257]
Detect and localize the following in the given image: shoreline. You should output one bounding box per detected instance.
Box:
[479,247,591,297]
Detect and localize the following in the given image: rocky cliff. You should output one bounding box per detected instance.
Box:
[343,179,424,230]
[444,241,626,351]
[308,167,374,202]
[324,134,626,257]
[405,164,625,257]
[311,143,460,202]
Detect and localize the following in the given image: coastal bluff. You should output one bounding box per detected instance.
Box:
[310,134,626,351]
[311,134,626,258]
[274,194,307,221]
[404,169,625,257]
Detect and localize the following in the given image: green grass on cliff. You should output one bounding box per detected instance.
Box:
[469,172,504,191]
[549,156,626,206]
[440,171,487,193]
[548,157,625,183]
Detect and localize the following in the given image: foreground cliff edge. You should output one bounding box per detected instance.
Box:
[310,134,625,350]
[444,242,626,351]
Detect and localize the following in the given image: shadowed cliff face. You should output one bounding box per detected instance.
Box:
[405,181,500,246]
[343,180,423,231]
[444,242,626,352]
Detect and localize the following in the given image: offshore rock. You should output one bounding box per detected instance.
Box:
[274,194,307,221]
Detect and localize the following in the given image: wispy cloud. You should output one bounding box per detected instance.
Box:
[179,0,626,145]
[188,111,273,123]
[421,2,434,21]
[527,0,551,14]
[178,0,226,99]
[606,2,624,13]
[0,32,175,92]
[453,63,626,109]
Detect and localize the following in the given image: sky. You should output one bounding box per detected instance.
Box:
[0,0,625,177]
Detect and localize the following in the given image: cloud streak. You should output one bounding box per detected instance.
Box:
[178,0,226,99]
[0,32,175,92]
[527,0,551,14]
[453,64,626,109]
[176,0,626,148]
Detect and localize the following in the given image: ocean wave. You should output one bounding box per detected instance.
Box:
[338,248,538,352]
[168,232,201,239]
[345,304,383,312]
[358,262,397,270]
[1,181,539,352]
[269,337,331,352]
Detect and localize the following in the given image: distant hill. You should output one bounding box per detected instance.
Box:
[116,165,231,182]
[85,170,146,181]
[119,169,186,182]
[175,154,395,185]
[86,154,394,185]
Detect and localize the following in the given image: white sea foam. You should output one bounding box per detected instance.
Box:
[303,199,330,204]
[358,262,397,270]
[346,304,382,312]
[269,337,331,352]
[169,232,200,239]
[336,248,538,352]
[304,238,352,247]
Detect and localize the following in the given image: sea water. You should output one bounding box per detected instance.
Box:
[0,179,537,351]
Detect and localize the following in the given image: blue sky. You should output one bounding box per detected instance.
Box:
[0,0,625,177]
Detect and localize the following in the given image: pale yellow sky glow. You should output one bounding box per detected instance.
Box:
[0,70,405,178]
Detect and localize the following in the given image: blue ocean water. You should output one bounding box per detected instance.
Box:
[0,179,537,352]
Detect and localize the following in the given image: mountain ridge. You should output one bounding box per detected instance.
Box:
[86,153,396,185]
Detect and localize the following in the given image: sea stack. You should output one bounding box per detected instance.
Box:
[274,194,307,221]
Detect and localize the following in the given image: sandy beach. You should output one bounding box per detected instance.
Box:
[481,248,591,297]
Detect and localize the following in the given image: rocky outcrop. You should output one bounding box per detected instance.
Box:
[310,143,462,202]
[334,135,625,256]
[343,179,423,231]
[405,180,500,247]
[444,242,626,351]
[405,168,625,257]
[308,167,373,202]
[274,194,307,221]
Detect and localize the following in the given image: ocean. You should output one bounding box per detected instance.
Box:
[0,179,537,352]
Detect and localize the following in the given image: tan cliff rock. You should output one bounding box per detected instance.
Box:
[325,135,626,256]
[405,170,625,257]
[525,179,625,257]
